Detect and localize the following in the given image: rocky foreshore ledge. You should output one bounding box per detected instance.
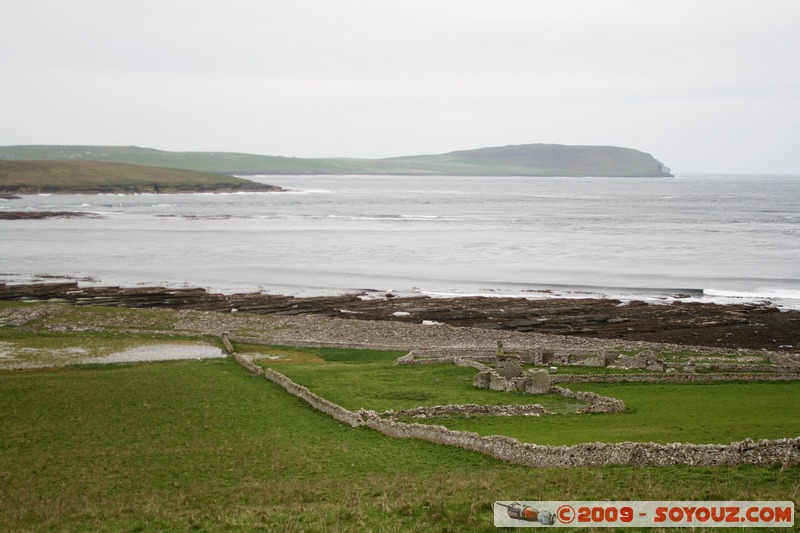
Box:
[1,282,798,353]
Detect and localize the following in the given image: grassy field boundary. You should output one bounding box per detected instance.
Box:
[222,339,800,469]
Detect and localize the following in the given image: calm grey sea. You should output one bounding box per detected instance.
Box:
[1,174,798,308]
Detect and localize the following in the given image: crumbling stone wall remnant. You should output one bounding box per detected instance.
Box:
[472,352,552,395]
[497,355,524,380]
[383,403,546,419]
[525,369,551,394]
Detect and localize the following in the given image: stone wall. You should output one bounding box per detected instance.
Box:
[222,335,363,427]
[452,358,492,372]
[570,355,608,367]
[231,351,263,375]
[221,333,235,355]
[404,348,496,361]
[552,373,800,384]
[550,386,626,413]
[408,349,798,376]
[664,362,796,373]
[394,354,466,366]
[359,411,800,469]
[382,403,547,419]
[263,367,364,427]
[403,348,618,366]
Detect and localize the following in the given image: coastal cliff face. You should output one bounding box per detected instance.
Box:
[0,143,673,177]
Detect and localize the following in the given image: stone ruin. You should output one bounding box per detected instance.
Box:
[473,341,551,394]
[609,349,666,372]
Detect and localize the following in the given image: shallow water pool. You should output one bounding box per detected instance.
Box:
[85,343,226,363]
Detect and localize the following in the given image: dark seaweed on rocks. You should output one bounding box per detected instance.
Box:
[1,282,798,352]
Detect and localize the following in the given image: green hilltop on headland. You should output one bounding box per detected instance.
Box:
[375,144,672,177]
[0,159,282,194]
[0,143,673,177]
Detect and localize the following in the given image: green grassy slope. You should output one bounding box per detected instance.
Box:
[0,160,281,193]
[0,143,673,176]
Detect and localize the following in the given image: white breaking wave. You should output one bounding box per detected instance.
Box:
[702,288,800,310]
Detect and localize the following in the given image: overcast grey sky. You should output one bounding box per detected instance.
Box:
[2,0,799,173]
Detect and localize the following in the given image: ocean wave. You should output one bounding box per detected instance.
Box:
[324,214,440,222]
[193,191,275,196]
[419,284,800,310]
[420,285,704,302]
[282,188,334,194]
[704,287,800,301]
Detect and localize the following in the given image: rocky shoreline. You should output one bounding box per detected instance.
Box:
[2,282,798,353]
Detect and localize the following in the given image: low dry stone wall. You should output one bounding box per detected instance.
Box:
[222,335,363,427]
[403,349,496,361]
[550,386,626,413]
[552,373,800,384]
[359,411,800,468]
[393,354,463,366]
[383,403,547,419]
[263,367,364,428]
[399,350,800,386]
[232,352,263,375]
[225,337,800,468]
[405,349,799,376]
[402,349,617,366]
[452,358,492,372]
[665,362,797,373]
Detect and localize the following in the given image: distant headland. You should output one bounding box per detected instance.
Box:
[0,143,673,179]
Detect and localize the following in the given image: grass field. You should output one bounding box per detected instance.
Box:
[2,358,798,531]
